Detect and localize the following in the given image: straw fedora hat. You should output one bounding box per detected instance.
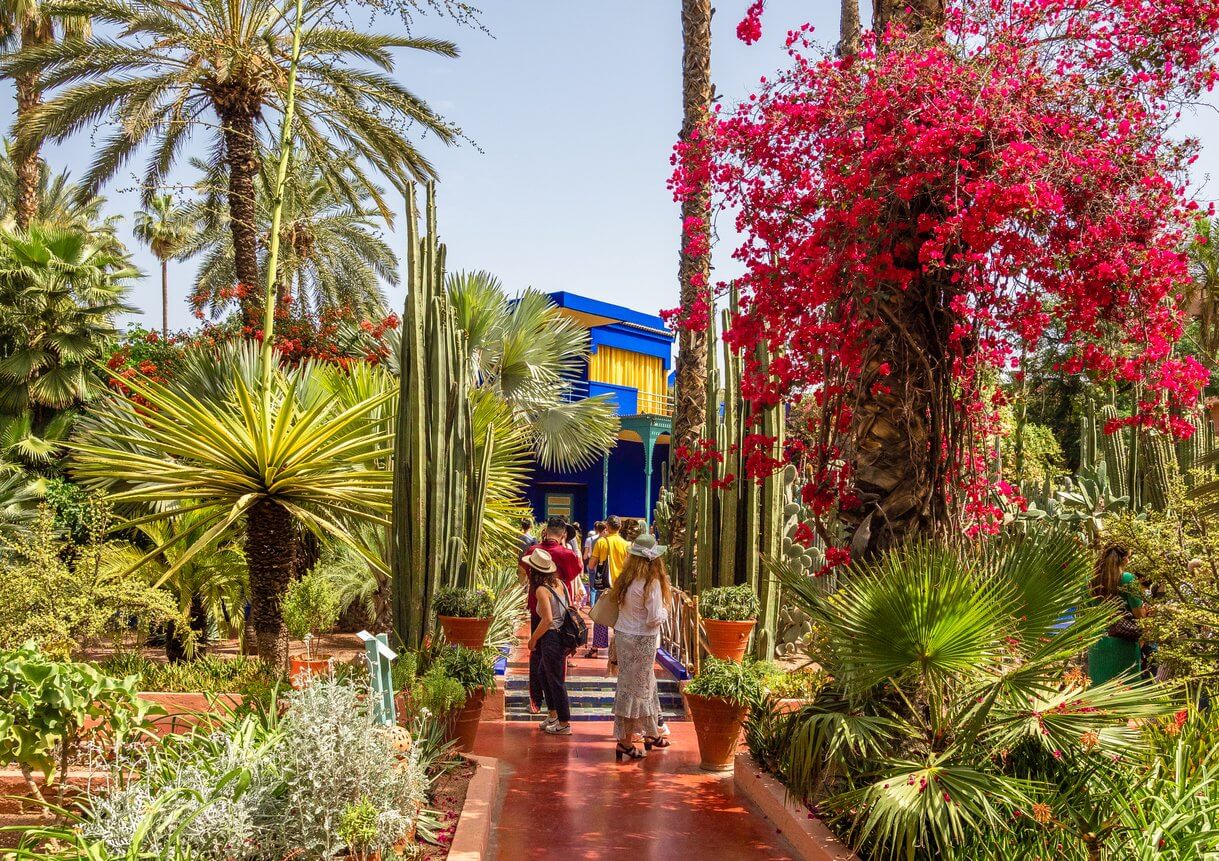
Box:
[521,546,557,573]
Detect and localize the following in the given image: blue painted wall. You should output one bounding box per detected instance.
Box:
[528,438,669,527]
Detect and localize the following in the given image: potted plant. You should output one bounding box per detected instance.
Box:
[282,570,342,688]
[434,644,497,752]
[700,585,760,662]
[434,586,496,650]
[683,657,764,771]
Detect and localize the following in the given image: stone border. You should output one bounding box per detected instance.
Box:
[733,753,860,861]
[447,753,500,861]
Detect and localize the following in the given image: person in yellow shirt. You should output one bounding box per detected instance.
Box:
[587,515,629,658]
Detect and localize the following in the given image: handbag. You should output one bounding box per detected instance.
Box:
[588,593,620,628]
[1107,612,1140,642]
[592,559,612,592]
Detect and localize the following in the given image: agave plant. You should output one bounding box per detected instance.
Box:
[69,343,395,667]
[771,531,1176,860]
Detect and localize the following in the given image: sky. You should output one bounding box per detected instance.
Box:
[7,0,1219,332]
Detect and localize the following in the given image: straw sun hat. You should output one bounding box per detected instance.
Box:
[521,546,557,573]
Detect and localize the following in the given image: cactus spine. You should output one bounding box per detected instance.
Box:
[390,183,485,650]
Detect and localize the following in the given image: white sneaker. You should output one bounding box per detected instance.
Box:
[539,716,557,730]
[544,722,572,735]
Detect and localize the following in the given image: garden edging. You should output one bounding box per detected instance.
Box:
[447,753,500,861]
[733,753,859,861]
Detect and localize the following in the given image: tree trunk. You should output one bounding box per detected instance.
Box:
[219,109,262,328]
[244,497,296,668]
[838,0,862,58]
[668,0,713,573]
[873,0,945,36]
[13,22,47,231]
[161,258,169,336]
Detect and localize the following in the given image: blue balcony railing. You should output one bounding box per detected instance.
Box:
[561,379,672,417]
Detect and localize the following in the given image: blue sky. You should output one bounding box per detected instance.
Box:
[10,0,1219,331]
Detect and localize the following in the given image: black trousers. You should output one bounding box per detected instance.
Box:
[533,629,571,723]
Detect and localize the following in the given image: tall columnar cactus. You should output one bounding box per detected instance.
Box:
[1141,429,1179,511]
[390,183,485,651]
[1097,404,1129,499]
[687,290,786,658]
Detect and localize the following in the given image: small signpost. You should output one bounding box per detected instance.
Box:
[357,630,397,726]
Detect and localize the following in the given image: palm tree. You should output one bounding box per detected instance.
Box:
[186,156,394,321]
[769,531,1174,858]
[0,140,122,246]
[0,224,133,417]
[669,0,713,562]
[0,0,87,229]
[69,343,394,667]
[838,0,861,57]
[134,194,196,337]
[6,0,459,325]
[445,272,620,470]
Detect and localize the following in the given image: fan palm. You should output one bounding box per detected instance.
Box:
[134,194,196,337]
[185,156,393,321]
[0,0,87,229]
[6,0,458,323]
[69,342,395,667]
[379,272,620,471]
[0,224,133,416]
[768,531,1176,860]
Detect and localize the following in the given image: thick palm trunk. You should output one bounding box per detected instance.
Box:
[844,2,951,557]
[160,258,169,336]
[13,23,47,231]
[219,108,262,328]
[668,0,713,571]
[838,0,862,58]
[245,498,296,668]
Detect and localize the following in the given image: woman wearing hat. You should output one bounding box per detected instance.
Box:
[605,533,672,761]
[522,546,573,735]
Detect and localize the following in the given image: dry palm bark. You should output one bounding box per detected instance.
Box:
[668,0,713,569]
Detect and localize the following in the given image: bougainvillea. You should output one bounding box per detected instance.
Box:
[670,1,1219,558]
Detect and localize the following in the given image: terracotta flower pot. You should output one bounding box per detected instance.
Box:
[684,692,749,771]
[437,616,493,651]
[702,619,756,662]
[289,656,332,689]
[446,687,487,753]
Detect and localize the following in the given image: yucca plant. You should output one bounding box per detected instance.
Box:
[772,530,1177,860]
[69,342,395,667]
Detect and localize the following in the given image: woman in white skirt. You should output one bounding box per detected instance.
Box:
[606,533,672,762]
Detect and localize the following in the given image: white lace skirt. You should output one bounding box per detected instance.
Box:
[613,631,660,740]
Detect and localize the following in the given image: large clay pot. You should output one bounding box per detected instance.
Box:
[446,687,487,753]
[437,616,493,650]
[289,656,332,689]
[702,619,756,662]
[684,692,749,771]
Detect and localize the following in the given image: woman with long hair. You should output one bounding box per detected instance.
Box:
[523,547,573,735]
[1087,544,1145,685]
[606,534,672,761]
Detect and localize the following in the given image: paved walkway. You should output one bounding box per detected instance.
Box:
[473,719,797,860]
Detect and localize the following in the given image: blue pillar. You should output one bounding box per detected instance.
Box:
[643,430,656,525]
[602,452,609,519]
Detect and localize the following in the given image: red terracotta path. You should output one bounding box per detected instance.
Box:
[472,720,798,860]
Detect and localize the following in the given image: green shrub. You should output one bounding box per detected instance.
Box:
[434,645,496,695]
[685,657,765,707]
[700,585,760,622]
[281,570,342,655]
[98,653,285,707]
[413,664,466,715]
[762,664,825,700]
[0,644,148,804]
[338,797,380,858]
[433,586,495,619]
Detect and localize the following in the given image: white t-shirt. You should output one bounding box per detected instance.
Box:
[614,578,668,638]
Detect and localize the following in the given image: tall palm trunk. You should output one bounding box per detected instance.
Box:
[843,1,951,557]
[668,0,713,572]
[160,258,169,336]
[245,497,297,668]
[839,0,861,58]
[218,106,262,328]
[13,21,49,230]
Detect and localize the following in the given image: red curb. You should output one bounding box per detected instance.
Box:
[733,753,860,861]
[448,753,500,861]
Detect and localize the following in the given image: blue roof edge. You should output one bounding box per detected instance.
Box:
[546,290,672,337]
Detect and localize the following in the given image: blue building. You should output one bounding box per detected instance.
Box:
[524,292,674,529]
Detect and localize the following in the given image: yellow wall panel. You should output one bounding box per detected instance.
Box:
[588,345,667,401]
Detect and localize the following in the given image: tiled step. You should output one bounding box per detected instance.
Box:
[504,706,686,723]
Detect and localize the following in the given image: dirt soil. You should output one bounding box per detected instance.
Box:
[418,758,477,860]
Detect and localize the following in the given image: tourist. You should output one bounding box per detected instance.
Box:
[523,547,573,736]
[567,521,583,558]
[584,521,605,595]
[517,516,537,557]
[526,518,584,717]
[1087,545,1145,685]
[607,533,672,762]
[588,515,629,658]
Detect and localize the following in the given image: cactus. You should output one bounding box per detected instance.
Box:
[389,183,486,651]
[1141,429,1178,511]
[685,288,788,658]
[1097,404,1129,499]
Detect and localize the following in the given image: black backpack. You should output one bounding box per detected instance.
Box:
[544,586,588,653]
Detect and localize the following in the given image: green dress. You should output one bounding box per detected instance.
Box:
[1087,571,1143,685]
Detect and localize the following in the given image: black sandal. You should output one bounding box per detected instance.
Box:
[643,736,671,750]
[615,742,644,762]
